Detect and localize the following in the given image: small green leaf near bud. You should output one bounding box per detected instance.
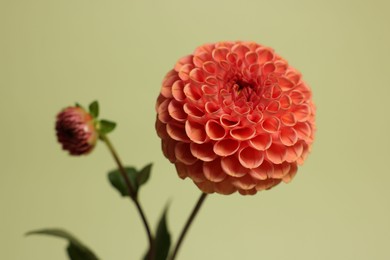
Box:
[98,120,117,135]
[89,101,99,118]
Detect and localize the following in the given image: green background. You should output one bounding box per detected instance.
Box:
[1,0,389,259]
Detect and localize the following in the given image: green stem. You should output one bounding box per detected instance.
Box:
[170,193,208,260]
[101,135,155,260]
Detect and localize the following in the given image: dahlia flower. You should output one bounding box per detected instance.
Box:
[156,41,315,195]
[56,106,98,155]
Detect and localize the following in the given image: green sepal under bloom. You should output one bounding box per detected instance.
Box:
[26,228,99,260]
[144,205,171,260]
[88,100,99,119]
[108,163,152,198]
[97,120,117,135]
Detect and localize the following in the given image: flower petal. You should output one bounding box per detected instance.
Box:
[266,143,287,164]
[175,142,197,165]
[205,120,226,140]
[185,120,207,144]
[238,146,264,169]
[203,159,227,182]
[279,127,298,146]
[213,138,240,156]
[190,142,217,161]
[221,156,247,177]
[230,126,256,140]
[249,134,272,151]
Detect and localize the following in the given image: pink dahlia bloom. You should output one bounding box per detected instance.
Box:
[156,41,316,195]
[56,106,98,155]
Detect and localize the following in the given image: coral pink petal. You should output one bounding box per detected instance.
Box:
[247,112,263,124]
[279,95,292,110]
[245,51,258,64]
[256,47,274,64]
[205,102,221,114]
[270,162,291,179]
[250,160,274,180]
[261,117,280,133]
[283,163,298,183]
[221,156,248,177]
[190,142,217,162]
[214,180,236,195]
[290,90,305,105]
[266,144,287,164]
[168,100,186,122]
[294,122,312,140]
[202,61,218,74]
[203,159,227,182]
[231,174,257,190]
[230,127,256,140]
[278,77,295,91]
[256,179,282,191]
[293,104,311,122]
[212,47,229,62]
[174,55,194,72]
[249,134,272,151]
[232,43,250,58]
[238,146,264,169]
[175,142,197,165]
[213,138,240,156]
[186,161,206,182]
[155,119,168,139]
[205,120,226,140]
[280,127,298,146]
[183,83,202,101]
[178,64,194,81]
[281,112,297,126]
[286,142,304,162]
[175,162,188,179]
[189,68,205,83]
[194,181,215,194]
[172,80,186,101]
[183,103,205,121]
[262,62,276,75]
[166,123,189,142]
[220,114,240,128]
[185,120,207,144]
[157,99,171,124]
[266,100,280,113]
[161,139,177,163]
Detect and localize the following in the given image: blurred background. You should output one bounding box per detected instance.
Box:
[1,0,389,259]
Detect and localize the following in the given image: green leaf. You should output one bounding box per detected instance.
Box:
[155,206,171,260]
[108,167,137,197]
[98,120,116,135]
[88,101,99,118]
[144,206,171,260]
[137,163,152,187]
[108,164,153,197]
[26,228,99,260]
[75,102,84,109]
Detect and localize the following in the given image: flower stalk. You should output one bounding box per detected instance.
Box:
[170,193,208,260]
[101,134,155,260]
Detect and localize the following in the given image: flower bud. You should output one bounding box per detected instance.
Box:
[55,106,98,155]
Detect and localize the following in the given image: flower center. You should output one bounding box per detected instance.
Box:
[233,79,258,102]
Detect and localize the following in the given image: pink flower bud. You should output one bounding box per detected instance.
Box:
[55,106,98,155]
[155,41,316,195]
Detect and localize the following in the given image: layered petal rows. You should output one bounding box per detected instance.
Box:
[156,41,316,195]
[56,106,98,155]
